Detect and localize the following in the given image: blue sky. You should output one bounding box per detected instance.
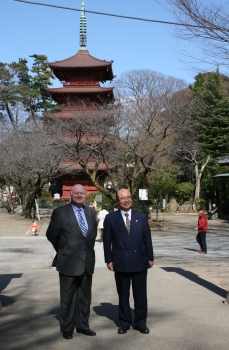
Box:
[1,0,210,87]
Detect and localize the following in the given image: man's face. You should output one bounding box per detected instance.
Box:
[198,210,203,216]
[71,185,86,207]
[117,189,132,212]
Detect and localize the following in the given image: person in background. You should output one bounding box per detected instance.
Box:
[97,206,109,242]
[195,207,208,254]
[208,203,217,220]
[30,220,39,236]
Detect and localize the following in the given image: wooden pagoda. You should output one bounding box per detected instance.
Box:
[45,0,115,199]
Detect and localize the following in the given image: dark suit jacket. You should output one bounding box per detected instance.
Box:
[46,204,97,276]
[103,209,154,273]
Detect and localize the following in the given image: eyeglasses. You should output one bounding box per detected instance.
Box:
[119,196,132,201]
[73,192,86,196]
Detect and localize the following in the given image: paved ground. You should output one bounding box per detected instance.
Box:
[0,212,229,350]
[1,212,228,289]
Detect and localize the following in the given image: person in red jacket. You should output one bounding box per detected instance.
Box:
[195,207,208,254]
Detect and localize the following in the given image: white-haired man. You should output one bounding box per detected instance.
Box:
[46,184,97,340]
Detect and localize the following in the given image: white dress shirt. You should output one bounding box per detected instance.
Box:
[120,209,132,225]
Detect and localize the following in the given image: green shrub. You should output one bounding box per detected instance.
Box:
[193,198,207,210]
[175,182,195,202]
[132,197,150,217]
[85,192,115,212]
[41,190,52,198]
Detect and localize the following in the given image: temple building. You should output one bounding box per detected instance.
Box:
[45,0,115,199]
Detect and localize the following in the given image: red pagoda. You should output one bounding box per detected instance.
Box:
[46,0,115,199]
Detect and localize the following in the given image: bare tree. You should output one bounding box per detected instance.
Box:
[112,70,194,193]
[0,121,63,218]
[45,70,195,202]
[160,0,229,68]
[174,138,211,199]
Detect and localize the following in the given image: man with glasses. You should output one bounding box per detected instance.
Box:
[46,184,97,340]
[103,188,154,335]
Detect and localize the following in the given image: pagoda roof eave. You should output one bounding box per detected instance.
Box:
[46,86,114,94]
[47,49,114,81]
[48,49,114,70]
[60,159,114,172]
[45,108,115,119]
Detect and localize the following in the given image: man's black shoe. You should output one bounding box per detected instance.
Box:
[135,326,149,334]
[76,328,96,336]
[118,326,130,334]
[63,331,73,339]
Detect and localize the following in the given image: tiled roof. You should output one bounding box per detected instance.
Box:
[45,110,108,119]
[45,111,77,119]
[217,156,229,165]
[46,86,113,94]
[48,49,113,69]
[60,159,108,171]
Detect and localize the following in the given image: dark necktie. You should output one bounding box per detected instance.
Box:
[124,213,130,233]
[77,208,88,237]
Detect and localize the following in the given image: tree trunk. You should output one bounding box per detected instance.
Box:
[194,156,210,199]
[20,192,36,218]
[195,175,201,199]
[9,185,41,218]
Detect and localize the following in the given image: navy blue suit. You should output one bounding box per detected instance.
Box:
[103,209,154,327]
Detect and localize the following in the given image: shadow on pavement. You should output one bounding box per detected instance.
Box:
[49,307,60,321]
[184,248,199,252]
[93,302,119,326]
[0,273,22,292]
[161,267,227,298]
[0,294,16,307]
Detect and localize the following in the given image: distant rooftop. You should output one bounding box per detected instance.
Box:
[217,156,229,165]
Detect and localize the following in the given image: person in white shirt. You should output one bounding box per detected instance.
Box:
[97,207,109,242]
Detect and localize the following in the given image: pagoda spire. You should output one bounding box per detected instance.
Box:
[79,0,87,49]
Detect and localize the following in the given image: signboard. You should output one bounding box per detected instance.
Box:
[95,194,102,202]
[139,189,148,200]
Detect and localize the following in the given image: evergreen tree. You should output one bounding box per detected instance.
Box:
[0,55,58,126]
[190,70,229,158]
[0,55,59,217]
[29,54,58,117]
[0,58,30,127]
[186,70,229,199]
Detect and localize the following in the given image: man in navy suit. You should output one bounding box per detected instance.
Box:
[46,184,97,340]
[103,189,154,335]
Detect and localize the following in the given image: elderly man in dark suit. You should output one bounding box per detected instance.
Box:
[103,189,154,335]
[46,184,97,340]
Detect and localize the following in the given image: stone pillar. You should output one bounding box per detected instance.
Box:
[170,198,178,212]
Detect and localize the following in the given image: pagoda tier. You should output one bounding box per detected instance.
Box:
[46,85,114,105]
[45,103,115,119]
[47,48,114,83]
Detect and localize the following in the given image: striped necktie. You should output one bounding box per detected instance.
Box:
[124,213,130,233]
[77,208,88,237]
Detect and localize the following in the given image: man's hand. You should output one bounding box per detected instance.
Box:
[107,262,114,271]
[149,261,154,268]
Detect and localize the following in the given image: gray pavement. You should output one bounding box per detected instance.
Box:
[0,212,229,349]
